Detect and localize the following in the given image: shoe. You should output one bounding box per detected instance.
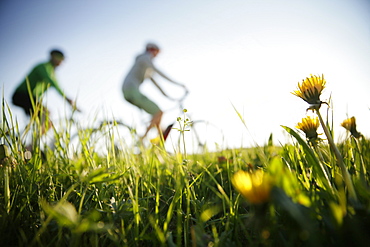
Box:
[162,124,174,141]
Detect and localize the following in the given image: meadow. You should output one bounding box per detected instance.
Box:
[1,75,370,246]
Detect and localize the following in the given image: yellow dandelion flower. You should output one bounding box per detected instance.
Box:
[232,170,273,204]
[292,74,326,105]
[150,136,162,145]
[341,117,362,138]
[296,116,320,143]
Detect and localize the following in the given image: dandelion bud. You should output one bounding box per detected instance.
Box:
[296,116,321,144]
[341,117,362,138]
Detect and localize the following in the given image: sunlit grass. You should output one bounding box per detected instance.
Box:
[1,76,370,246]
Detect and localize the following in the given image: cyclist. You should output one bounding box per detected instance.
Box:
[12,49,79,134]
[122,43,187,139]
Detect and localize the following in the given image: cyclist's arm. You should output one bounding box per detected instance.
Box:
[40,63,65,97]
[152,65,186,88]
[41,63,79,110]
[150,78,169,97]
[145,55,187,90]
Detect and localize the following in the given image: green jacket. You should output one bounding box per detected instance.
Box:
[15,62,65,98]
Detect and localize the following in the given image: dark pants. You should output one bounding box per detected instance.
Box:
[12,91,35,115]
[12,92,50,116]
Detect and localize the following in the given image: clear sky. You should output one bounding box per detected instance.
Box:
[1,0,369,152]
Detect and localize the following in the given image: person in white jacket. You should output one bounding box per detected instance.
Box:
[122,43,187,139]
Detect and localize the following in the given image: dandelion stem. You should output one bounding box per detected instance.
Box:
[353,138,367,184]
[315,109,357,201]
[312,142,335,194]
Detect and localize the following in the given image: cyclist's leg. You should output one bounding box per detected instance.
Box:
[142,110,162,139]
[124,89,163,139]
[13,91,54,135]
[39,104,53,135]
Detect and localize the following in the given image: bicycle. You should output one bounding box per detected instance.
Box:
[64,89,223,156]
[49,114,137,158]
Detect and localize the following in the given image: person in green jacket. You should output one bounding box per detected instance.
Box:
[12,49,79,133]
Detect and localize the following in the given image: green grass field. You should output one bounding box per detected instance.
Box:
[1,75,370,246]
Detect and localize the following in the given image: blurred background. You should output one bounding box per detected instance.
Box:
[1,0,369,152]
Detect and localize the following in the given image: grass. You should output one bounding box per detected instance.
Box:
[1,93,370,247]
